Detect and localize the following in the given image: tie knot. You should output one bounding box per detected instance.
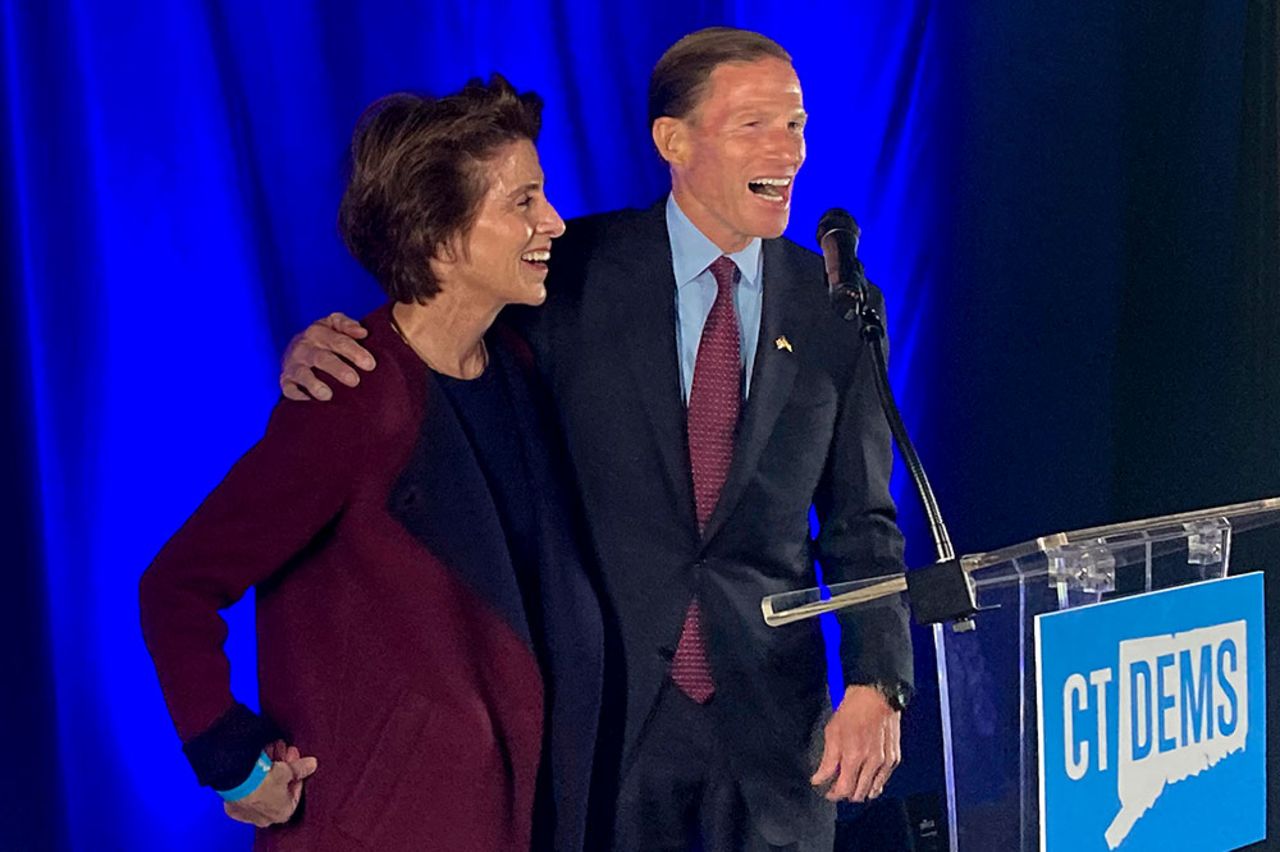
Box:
[708,256,738,292]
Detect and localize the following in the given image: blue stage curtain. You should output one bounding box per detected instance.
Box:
[3,2,950,848]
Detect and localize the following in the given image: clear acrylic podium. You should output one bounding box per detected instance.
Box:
[762,498,1279,851]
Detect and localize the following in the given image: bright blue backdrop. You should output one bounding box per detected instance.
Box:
[3,2,952,848]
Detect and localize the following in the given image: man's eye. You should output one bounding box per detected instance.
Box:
[517,195,533,207]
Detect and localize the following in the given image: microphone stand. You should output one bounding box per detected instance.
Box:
[834,276,977,628]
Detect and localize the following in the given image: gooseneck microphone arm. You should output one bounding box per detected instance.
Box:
[817,209,972,624]
[853,294,954,563]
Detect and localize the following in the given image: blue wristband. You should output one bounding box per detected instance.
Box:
[216,751,272,802]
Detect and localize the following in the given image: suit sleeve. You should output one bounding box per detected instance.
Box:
[811,287,914,696]
[139,386,371,789]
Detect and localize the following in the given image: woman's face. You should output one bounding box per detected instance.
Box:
[440,139,565,309]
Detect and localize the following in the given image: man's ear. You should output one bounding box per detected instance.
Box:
[651,116,689,166]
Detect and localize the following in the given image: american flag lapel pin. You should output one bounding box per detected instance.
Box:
[774,335,793,353]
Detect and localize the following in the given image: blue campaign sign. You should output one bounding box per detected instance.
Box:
[1035,573,1266,852]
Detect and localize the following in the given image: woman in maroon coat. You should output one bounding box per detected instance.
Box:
[140,75,603,851]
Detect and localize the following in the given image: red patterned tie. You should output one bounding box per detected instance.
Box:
[671,256,741,704]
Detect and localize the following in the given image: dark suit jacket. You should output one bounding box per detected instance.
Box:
[518,201,913,845]
[140,306,603,851]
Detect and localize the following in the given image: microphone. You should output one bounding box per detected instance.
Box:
[816,208,867,320]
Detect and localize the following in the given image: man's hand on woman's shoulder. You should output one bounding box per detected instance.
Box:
[280,312,376,401]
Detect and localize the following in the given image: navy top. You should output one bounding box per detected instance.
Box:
[435,363,544,657]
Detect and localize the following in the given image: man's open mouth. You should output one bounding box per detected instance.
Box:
[747,177,792,201]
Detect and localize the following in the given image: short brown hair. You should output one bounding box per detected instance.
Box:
[338,74,543,303]
[648,27,792,127]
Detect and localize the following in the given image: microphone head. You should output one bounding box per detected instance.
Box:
[816,207,860,244]
[817,208,867,320]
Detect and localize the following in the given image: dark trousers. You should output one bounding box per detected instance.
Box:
[611,683,836,852]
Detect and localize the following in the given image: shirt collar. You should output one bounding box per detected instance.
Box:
[665,194,762,292]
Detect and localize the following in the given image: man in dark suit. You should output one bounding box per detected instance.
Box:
[285,27,912,851]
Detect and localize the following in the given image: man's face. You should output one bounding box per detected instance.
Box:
[438,139,565,308]
[660,56,807,252]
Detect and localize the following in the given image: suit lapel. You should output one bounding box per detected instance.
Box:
[605,204,698,538]
[701,239,814,545]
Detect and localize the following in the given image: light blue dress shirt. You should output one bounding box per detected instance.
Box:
[666,194,764,403]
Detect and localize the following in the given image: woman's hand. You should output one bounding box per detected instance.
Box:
[223,741,318,828]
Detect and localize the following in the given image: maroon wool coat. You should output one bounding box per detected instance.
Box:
[140,305,603,851]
